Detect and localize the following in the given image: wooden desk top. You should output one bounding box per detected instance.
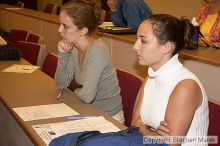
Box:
[0,59,126,146]
[179,47,220,67]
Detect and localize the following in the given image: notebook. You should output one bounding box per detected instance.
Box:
[98,22,137,34]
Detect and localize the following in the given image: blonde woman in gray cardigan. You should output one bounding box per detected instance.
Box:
[55,0,124,123]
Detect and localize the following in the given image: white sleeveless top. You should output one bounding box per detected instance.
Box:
[140,54,209,146]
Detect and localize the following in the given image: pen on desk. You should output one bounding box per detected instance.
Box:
[67,116,97,120]
[56,90,63,100]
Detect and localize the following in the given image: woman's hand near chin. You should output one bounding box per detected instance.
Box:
[58,40,74,53]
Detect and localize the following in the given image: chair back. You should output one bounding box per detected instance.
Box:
[42,53,58,78]
[26,32,43,43]
[15,41,41,65]
[9,29,29,45]
[116,69,142,126]
[208,100,220,145]
[44,3,57,14]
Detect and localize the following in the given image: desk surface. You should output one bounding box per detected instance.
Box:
[0,59,126,146]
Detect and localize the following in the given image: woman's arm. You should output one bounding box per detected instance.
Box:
[131,77,147,126]
[164,79,202,146]
[74,46,109,103]
[131,77,158,136]
[107,0,125,27]
[55,41,75,90]
[121,0,148,28]
[134,117,158,136]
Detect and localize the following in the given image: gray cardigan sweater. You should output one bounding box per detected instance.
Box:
[55,39,122,116]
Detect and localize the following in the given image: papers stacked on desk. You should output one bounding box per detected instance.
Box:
[13,103,79,121]
[32,116,120,145]
[99,22,114,28]
[98,22,137,34]
[0,36,7,46]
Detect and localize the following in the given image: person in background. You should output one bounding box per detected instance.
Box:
[131,14,208,146]
[100,0,111,21]
[196,0,220,47]
[75,0,106,24]
[55,0,124,123]
[62,0,71,4]
[107,0,153,29]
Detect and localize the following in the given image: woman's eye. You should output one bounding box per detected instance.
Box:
[141,39,146,43]
[63,24,67,29]
[61,23,68,29]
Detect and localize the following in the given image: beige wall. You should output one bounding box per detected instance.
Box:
[146,0,207,19]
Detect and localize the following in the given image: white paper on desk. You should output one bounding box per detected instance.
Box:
[0,36,7,46]
[32,116,120,145]
[98,22,131,31]
[99,21,114,28]
[6,8,22,10]
[13,103,79,121]
[2,64,39,73]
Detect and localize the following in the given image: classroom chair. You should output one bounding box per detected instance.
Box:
[15,41,42,65]
[44,3,57,14]
[26,32,43,44]
[9,29,29,45]
[116,69,142,127]
[208,100,220,145]
[42,53,58,78]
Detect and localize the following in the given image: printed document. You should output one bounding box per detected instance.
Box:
[2,64,39,73]
[32,116,120,145]
[13,103,79,121]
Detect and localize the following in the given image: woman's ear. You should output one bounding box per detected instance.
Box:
[162,42,175,55]
[80,27,88,36]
